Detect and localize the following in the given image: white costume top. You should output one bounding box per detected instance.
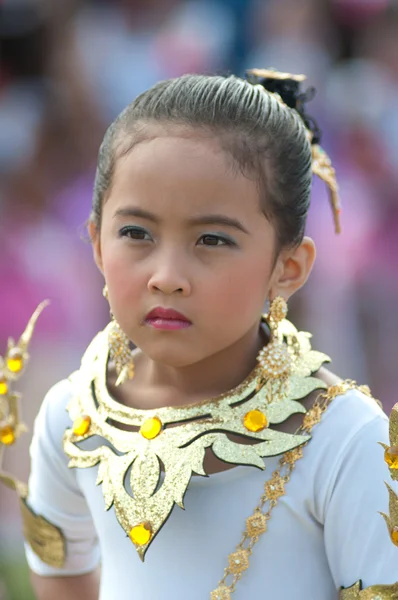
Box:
[25,379,398,599]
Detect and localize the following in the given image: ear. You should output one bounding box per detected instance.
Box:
[87,220,104,274]
[269,237,316,301]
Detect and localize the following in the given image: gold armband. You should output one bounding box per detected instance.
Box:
[340,580,398,599]
[0,302,66,568]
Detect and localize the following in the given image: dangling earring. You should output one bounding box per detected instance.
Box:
[257,296,292,393]
[103,285,135,386]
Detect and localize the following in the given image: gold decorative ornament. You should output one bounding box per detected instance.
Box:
[381,404,398,481]
[380,482,398,547]
[340,580,398,599]
[246,68,306,82]
[0,302,66,568]
[63,316,330,561]
[103,285,135,386]
[246,68,342,235]
[312,143,342,234]
[210,380,377,598]
[380,403,398,546]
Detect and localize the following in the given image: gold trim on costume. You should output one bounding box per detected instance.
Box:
[20,497,66,568]
[0,302,66,568]
[63,317,330,561]
[340,580,398,599]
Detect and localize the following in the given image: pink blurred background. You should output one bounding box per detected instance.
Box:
[1,0,398,597]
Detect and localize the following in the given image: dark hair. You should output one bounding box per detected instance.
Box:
[91,71,319,250]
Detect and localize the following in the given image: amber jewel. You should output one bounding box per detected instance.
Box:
[129,523,152,546]
[140,417,162,440]
[0,375,8,395]
[6,349,24,374]
[0,425,15,445]
[210,586,231,600]
[391,527,398,546]
[384,446,398,469]
[243,409,268,433]
[73,415,91,436]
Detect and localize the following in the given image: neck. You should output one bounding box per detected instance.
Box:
[128,322,268,408]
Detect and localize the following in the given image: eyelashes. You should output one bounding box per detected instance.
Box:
[118,226,237,247]
[119,226,152,241]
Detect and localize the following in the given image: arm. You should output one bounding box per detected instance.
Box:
[24,381,101,585]
[322,411,398,593]
[30,568,101,600]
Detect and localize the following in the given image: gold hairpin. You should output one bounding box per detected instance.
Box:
[246,68,306,82]
[311,143,341,234]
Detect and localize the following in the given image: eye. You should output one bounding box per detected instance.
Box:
[198,234,235,247]
[119,226,152,241]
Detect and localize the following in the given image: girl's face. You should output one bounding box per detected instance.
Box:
[91,126,309,367]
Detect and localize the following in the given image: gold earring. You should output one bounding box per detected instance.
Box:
[257,296,292,392]
[103,285,135,386]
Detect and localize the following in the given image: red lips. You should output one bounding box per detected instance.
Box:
[145,307,191,323]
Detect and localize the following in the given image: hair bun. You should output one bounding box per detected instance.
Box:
[245,68,321,145]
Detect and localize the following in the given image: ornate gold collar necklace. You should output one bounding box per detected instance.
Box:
[63,317,330,561]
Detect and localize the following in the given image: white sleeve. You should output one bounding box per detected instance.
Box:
[25,379,101,576]
[322,411,398,588]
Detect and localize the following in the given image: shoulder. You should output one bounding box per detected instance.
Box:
[315,369,387,439]
[31,377,76,461]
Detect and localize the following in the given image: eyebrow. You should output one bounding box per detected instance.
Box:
[114,207,249,234]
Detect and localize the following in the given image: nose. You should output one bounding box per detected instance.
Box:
[147,251,191,296]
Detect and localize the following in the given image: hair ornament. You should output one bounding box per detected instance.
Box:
[246,68,342,234]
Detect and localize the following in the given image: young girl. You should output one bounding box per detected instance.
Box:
[2,69,398,600]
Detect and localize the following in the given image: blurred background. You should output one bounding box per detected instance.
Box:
[1,0,398,597]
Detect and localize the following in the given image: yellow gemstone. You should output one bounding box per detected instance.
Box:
[73,415,91,436]
[384,447,398,469]
[392,527,398,546]
[0,377,8,395]
[243,409,268,433]
[0,425,15,445]
[6,351,24,373]
[129,522,152,546]
[140,417,162,440]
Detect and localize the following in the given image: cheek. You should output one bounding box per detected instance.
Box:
[204,257,271,322]
[100,242,145,310]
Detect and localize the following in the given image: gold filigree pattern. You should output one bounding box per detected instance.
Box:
[340,580,398,599]
[0,302,66,568]
[63,318,330,560]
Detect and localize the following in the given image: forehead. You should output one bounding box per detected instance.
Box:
[107,125,262,218]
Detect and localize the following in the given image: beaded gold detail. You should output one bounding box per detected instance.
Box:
[63,317,330,561]
[210,380,369,598]
[228,550,249,575]
[0,302,66,568]
[340,580,398,599]
[380,403,398,546]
